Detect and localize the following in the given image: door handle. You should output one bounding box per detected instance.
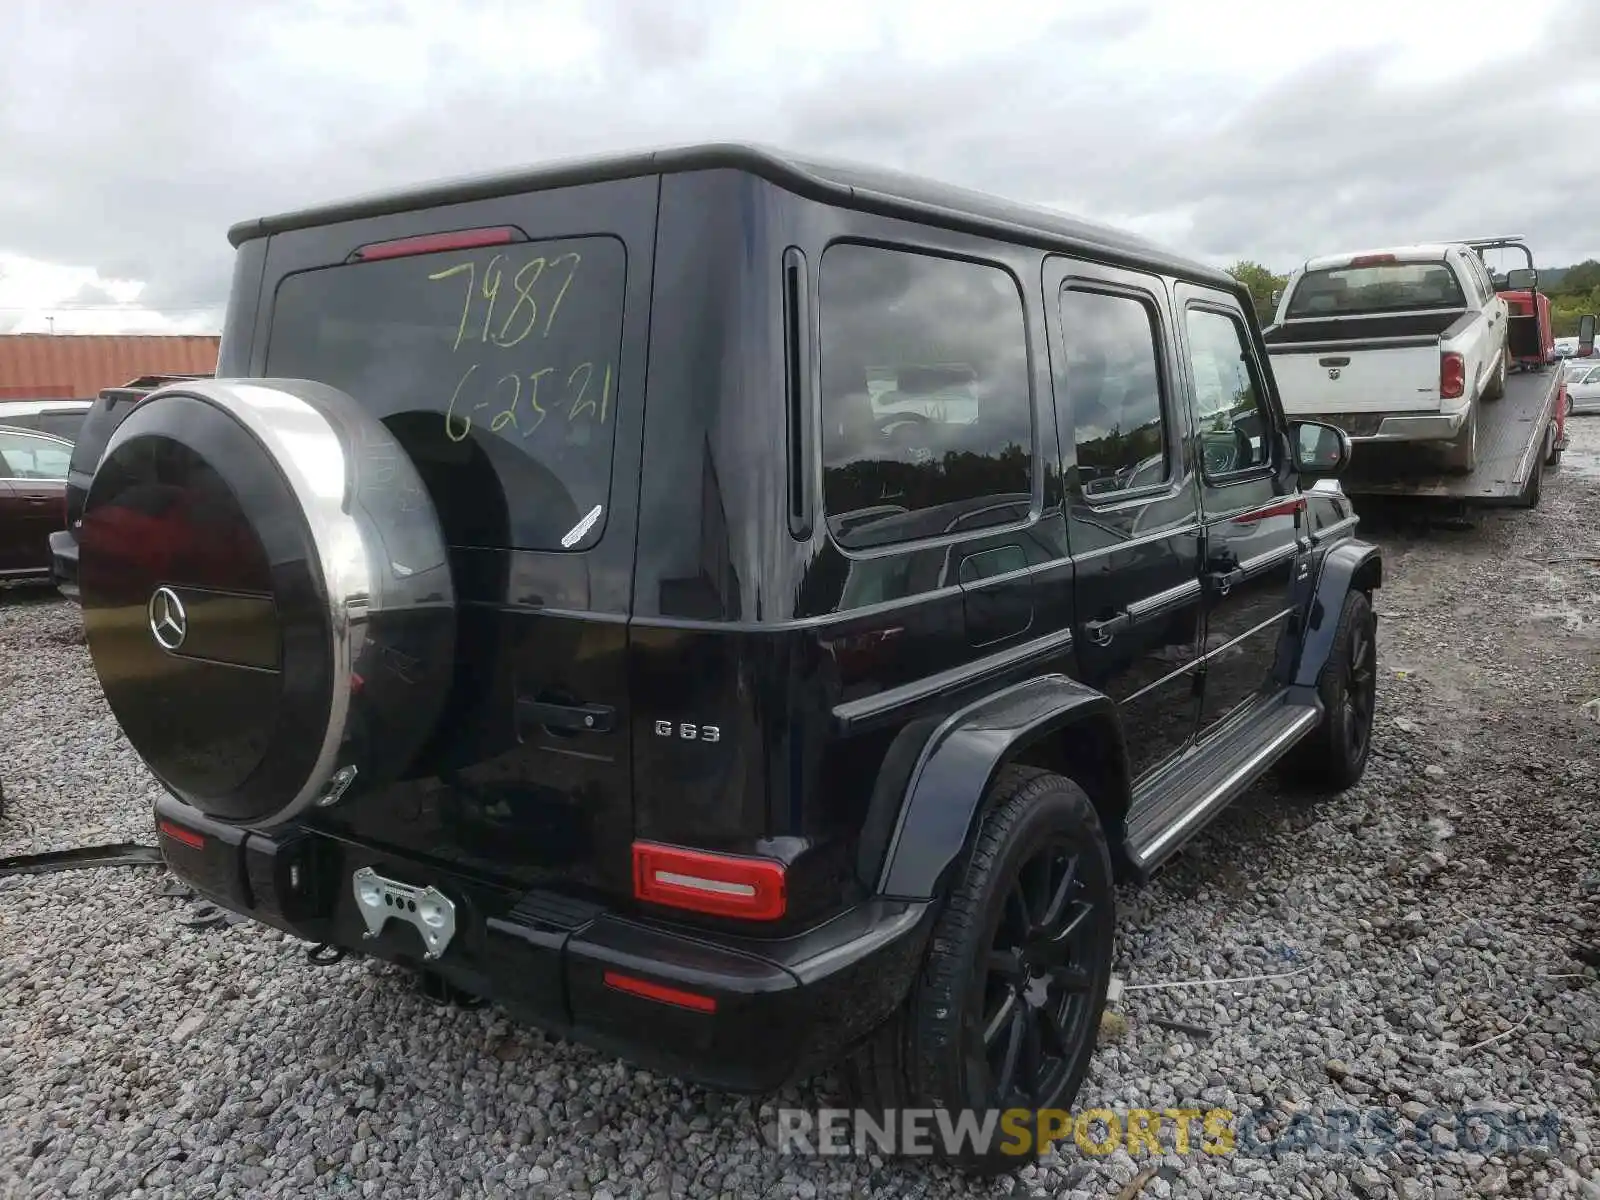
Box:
[516,698,615,733]
[1206,567,1244,596]
[1084,611,1131,646]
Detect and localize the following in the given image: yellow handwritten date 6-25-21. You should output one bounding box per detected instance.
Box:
[428,251,582,352]
[444,360,612,443]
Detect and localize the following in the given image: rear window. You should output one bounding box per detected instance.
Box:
[265,234,626,553]
[31,411,88,441]
[1285,262,1466,318]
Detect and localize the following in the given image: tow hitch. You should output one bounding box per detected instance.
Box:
[415,969,486,1009]
[352,866,458,961]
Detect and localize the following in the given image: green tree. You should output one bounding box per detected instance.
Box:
[1557,259,1600,297]
[1537,259,1600,337]
[1226,260,1289,326]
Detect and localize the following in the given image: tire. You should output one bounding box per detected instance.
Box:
[1523,424,1553,505]
[1483,348,1507,401]
[79,378,457,829]
[1278,589,1377,792]
[1522,455,1543,509]
[839,765,1116,1174]
[1442,401,1478,474]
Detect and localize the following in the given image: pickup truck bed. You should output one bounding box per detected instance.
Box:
[1337,368,1560,504]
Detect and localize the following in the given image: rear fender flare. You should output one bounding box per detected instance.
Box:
[1293,538,1382,690]
[874,674,1127,901]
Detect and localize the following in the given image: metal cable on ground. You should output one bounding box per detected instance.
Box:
[0,843,165,878]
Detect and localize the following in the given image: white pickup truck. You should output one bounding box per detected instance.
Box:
[1262,243,1510,473]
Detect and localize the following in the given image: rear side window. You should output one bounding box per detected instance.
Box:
[818,244,1033,551]
[32,411,87,441]
[1285,262,1466,317]
[1059,287,1167,499]
[265,235,626,553]
[0,431,71,479]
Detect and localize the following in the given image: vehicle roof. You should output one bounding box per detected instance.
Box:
[1300,243,1466,272]
[227,141,1240,291]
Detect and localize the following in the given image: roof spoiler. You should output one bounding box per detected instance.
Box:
[96,373,215,404]
[119,373,213,389]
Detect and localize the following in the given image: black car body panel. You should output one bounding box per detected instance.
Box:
[1292,531,1383,692]
[75,143,1381,1095]
[153,790,933,1092]
[871,672,1127,899]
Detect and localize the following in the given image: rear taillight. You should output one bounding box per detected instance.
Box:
[157,819,205,850]
[1348,253,1398,267]
[1440,352,1466,399]
[632,841,787,921]
[348,226,525,263]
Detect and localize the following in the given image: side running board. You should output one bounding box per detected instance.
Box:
[1124,695,1321,876]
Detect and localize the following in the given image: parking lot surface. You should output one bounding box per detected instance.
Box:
[2,421,1598,1199]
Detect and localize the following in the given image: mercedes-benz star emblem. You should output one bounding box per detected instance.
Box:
[148,586,188,651]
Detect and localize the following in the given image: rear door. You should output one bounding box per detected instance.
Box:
[0,430,70,573]
[250,177,658,900]
[1046,258,1206,783]
[1571,365,1600,408]
[0,479,21,573]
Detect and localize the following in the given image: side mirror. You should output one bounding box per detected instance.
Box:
[1504,267,1537,292]
[1580,313,1597,358]
[1290,420,1352,477]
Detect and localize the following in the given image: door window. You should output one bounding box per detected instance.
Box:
[0,431,71,480]
[1184,307,1274,478]
[1058,287,1168,500]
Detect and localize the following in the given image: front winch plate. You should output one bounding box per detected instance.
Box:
[352,867,456,960]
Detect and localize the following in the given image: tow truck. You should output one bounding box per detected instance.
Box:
[1298,238,1582,512]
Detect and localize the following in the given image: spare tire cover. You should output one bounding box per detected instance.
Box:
[79,378,456,828]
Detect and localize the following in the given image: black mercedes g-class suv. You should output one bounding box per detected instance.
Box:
[75,143,1380,1170]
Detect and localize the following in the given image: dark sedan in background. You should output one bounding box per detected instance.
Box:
[0,426,71,581]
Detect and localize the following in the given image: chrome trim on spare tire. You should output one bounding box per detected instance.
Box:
[101,377,456,828]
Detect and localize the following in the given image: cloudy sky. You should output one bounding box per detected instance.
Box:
[1,0,1595,335]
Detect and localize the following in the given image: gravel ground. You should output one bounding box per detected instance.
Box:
[3,421,1599,1199]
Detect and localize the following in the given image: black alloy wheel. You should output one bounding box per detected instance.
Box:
[1279,587,1378,793]
[1342,605,1377,766]
[978,838,1099,1108]
[840,766,1116,1175]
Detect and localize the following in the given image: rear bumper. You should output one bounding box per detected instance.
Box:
[1295,402,1470,444]
[47,529,79,601]
[151,794,932,1092]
